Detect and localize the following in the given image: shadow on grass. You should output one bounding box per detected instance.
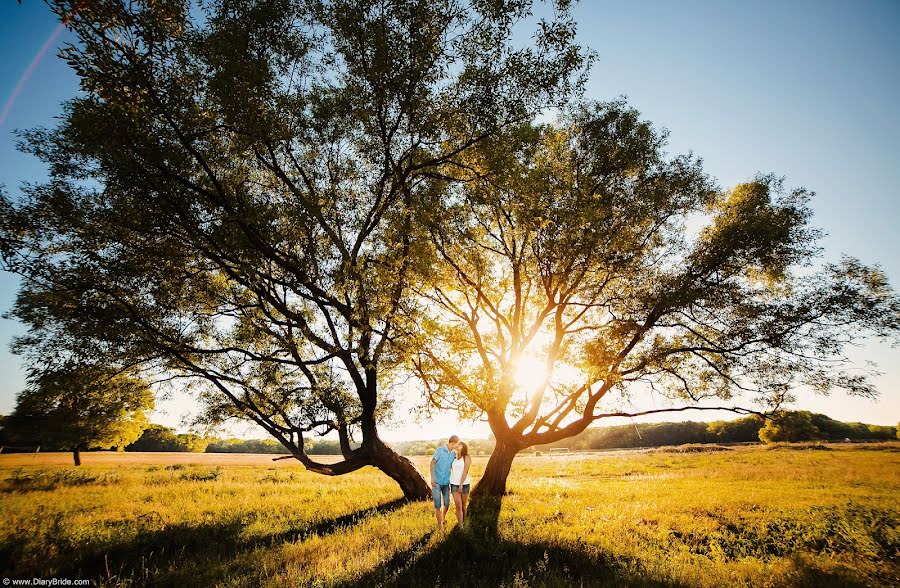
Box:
[339,497,690,588]
[2,497,409,586]
[338,498,878,588]
[3,496,882,587]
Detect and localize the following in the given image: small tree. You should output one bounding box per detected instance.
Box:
[411,100,900,497]
[758,411,821,444]
[4,365,153,465]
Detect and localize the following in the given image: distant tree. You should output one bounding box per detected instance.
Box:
[0,0,588,500]
[306,439,353,455]
[583,426,638,450]
[572,421,712,450]
[503,413,884,451]
[126,424,182,452]
[577,420,707,449]
[391,437,494,457]
[177,433,211,453]
[845,422,873,439]
[897,423,899,440]
[127,424,211,452]
[865,425,897,440]
[411,100,900,497]
[646,422,711,446]
[808,413,853,440]
[708,415,764,443]
[204,438,245,454]
[758,411,822,444]
[205,437,290,454]
[805,413,897,441]
[3,365,153,465]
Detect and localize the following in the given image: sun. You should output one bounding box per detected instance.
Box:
[509,330,586,395]
[514,354,550,393]
[512,348,586,397]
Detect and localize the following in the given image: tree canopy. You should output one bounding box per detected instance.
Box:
[410,99,900,495]
[0,0,590,497]
[2,364,153,465]
[1,0,896,502]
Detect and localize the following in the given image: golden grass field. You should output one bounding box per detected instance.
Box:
[1,444,898,587]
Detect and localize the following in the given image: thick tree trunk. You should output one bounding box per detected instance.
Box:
[72,447,81,467]
[355,370,430,500]
[471,439,520,498]
[370,438,430,500]
[291,439,429,499]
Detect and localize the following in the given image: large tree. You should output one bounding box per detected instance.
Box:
[411,100,900,497]
[2,364,154,466]
[0,0,589,497]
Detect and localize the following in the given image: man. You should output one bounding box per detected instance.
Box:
[430,434,460,530]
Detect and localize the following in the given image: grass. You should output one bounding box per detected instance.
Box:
[0,444,897,587]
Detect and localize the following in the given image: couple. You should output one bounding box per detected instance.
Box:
[429,434,472,529]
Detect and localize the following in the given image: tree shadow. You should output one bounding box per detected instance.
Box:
[3,498,409,586]
[4,496,882,587]
[338,498,879,588]
[340,497,689,588]
[785,562,883,588]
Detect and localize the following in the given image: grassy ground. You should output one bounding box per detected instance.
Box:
[0,444,897,587]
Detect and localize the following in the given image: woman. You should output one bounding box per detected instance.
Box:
[450,441,472,526]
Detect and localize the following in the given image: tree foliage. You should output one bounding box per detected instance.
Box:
[758,411,822,444]
[125,423,211,452]
[2,364,153,464]
[410,99,900,495]
[707,415,765,443]
[0,0,589,497]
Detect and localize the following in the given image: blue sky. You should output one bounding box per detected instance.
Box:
[0,0,897,440]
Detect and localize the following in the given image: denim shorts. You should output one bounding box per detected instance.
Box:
[432,483,451,508]
[451,483,470,495]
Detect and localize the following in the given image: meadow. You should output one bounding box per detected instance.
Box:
[0,444,897,587]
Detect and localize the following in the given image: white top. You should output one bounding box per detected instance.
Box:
[449,457,471,485]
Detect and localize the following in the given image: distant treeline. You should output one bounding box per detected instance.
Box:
[14,413,889,455]
[114,424,501,455]
[534,412,897,451]
[198,437,499,456]
[120,426,363,455]
[389,438,497,457]
[124,425,212,453]
[203,438,354,455]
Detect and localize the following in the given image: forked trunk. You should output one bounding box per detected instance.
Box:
[471,439,520,498]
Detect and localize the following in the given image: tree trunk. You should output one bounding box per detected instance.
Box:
[356,370,430,500]
[471,439,520,498]
[370,438,430,500]
[73,446,81,467]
